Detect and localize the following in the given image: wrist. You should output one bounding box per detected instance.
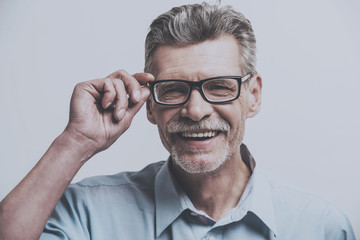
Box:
[55,129,98,164]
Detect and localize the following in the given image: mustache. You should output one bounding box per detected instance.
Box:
[166,118,230,133]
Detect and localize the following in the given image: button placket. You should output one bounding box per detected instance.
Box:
[190,211,199,217]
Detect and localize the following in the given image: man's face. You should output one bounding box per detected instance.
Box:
[147,36,261,174]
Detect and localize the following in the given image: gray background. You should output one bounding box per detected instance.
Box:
[0,0,359,237]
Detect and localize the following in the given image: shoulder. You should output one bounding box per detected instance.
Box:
[263,170,340,213]
[73,161,165,189]
[259,169,355,239]
[56,160,166,220]
[62,161,166,204]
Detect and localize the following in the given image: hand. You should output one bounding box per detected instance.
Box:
[64,70,154,157]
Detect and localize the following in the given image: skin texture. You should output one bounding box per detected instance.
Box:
[147,35,262,220]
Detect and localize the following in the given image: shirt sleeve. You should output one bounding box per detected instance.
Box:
[40,184,90,240]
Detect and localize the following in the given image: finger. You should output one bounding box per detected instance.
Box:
[106,70,142,104]
[102,78,116,109]
[107,70,155,103]
[126,86,151,117]
[122,72,154,103]
[112,78,128,121]
[106,71,154,83]
[132,73,154,102]
[132,72,155,85]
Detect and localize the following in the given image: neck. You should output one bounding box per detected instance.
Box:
[171,153,250,221]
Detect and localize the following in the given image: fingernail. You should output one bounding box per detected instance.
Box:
[117,109,125,120]
[134,91,141,102]
[106,101,112,108]
[147,73,154,79]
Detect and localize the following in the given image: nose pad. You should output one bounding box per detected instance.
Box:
[180,89,213,121]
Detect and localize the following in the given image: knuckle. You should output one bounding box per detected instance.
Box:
[116,78,125,87]
[74,82,85,91]
[104,80,114,91]
[118,99,128,109]
[117,69,128,77]
[104,77,112,85]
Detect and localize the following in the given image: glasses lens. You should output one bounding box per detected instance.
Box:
[203,78,239,102]
[154,81,190,104]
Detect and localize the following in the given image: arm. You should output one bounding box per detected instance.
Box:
[0,70,154,240]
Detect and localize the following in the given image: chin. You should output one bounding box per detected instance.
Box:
[171,145,230,174]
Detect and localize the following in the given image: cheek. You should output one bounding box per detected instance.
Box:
[154,107,180,138]
[214,103,247,138]
[214,102,245,123]
[154,107,179,127]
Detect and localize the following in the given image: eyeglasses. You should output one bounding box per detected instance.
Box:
[147,74,252,106]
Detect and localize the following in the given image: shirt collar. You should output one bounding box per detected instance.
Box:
[248,166,278,237]
[154,144,278,237]
[239,144,277,236]
[155,159,185,237]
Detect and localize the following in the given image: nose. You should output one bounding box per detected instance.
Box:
[180,89,213,121]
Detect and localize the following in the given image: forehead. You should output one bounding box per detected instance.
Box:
[152,36,243,80]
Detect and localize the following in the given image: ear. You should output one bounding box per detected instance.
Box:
[146,98,157,125]
[246,73,262,118]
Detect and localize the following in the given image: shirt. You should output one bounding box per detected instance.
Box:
[40,144,355,240]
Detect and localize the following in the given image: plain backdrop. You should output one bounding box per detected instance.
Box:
[0,0,359,237]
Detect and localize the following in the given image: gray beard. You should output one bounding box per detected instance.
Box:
[166,117,232,174]
[170,141,231,174]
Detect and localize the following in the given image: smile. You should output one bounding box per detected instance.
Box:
[180,130,217,139]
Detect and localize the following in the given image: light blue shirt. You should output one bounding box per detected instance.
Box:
[41,145,355,239]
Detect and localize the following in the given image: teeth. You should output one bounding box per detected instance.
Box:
[181,131,217,138]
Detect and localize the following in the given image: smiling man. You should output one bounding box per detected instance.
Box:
[0,2,355,240]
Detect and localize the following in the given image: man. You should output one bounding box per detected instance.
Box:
[0,2,355,240]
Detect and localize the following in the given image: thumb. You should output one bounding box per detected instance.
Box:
[140,85,151,101]
[125,86,151,119]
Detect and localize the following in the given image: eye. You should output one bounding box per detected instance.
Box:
[203,79,238,97]
[154,81,189,101]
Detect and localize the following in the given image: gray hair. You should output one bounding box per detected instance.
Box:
[144,2,257,75]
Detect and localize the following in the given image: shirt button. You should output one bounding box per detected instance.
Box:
[190,212,198,216]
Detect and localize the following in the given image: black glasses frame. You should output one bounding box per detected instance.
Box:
[147,73,253,106]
